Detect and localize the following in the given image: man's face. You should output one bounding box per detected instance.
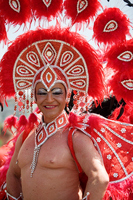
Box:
[35,82,66,123]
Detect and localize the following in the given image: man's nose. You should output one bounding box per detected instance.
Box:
[46,92,54,102]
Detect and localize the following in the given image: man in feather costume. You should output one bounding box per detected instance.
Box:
[0,0,133,200]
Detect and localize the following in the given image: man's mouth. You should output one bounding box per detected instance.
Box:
[44,105,57,109]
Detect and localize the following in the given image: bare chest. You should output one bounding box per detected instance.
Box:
[37,132,72,168]
[18,129,74,170]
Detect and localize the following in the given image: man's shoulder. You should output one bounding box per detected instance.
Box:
[73,129,92,145]
[22,125,36,144]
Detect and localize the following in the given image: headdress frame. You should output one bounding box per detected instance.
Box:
[0,27,104,114]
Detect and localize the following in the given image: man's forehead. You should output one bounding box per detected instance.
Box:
[36,82,65,91]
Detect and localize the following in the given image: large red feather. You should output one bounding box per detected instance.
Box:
[105,39,133,73]
[107,69,133,103]
[93,7,131,45]
[30,0,63,21]
[0,0,31,26]
[64,0,101,26]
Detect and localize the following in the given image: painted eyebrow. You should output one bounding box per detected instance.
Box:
[37,88,62,92]
[37,88,47,92]
[51,87,62,91]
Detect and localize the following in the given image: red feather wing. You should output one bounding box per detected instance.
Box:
[88,115,133,199]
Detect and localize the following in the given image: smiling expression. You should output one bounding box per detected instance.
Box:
[35,82,67,124]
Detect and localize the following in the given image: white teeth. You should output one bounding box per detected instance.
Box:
[45,106,55,108]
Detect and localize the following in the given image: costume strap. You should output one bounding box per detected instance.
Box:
[68,127,82,173]
[6,191,23,200]
[82,192,90,200]
[68,126,88,193]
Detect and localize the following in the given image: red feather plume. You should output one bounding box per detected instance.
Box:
[0,16,7,43]
[0,0,31,26]
[93,7,131,45]
[30,0,63,21]
[105,39,133,73]
[107,69,133,103]
[64,0,101,26]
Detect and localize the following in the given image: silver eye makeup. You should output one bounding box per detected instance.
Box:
[37,88,47,95]
[37,88,63,95]
[52,88,63,95]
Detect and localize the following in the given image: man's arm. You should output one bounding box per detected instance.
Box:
[73,130,109,200]
[6,133,23,199]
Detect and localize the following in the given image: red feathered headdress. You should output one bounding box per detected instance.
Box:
[64,0,101,27]
[93,7,131,45]
[0,27,104,114]
[0,0,31,26]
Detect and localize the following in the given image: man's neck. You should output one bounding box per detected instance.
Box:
[42,110,67,125]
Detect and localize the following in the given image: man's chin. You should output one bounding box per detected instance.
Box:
[42,111,63,123]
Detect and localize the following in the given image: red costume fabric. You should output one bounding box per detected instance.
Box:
[68,112,133,199]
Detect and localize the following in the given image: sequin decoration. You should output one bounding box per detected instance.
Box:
[91,121,133,183]
[67,65,84,76]
[17,65,35,76]
[18,96,23,113]
[121,80,133,90]
[70,79,86,89]
[30,89,34,113]
[26,91,30,113]
[60,51,74,67]
[26,51,41,67]
[42,0,52,8]
[41,65,57,91]
[42,42,57,64]
[103,20,118,32]
[117,51,133,62]
[16,80,33,90]
[35,111,68,147]
[14,94,18,115]
[77,0,88,14]
[23,91,26,114]
[9,0,20,13]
